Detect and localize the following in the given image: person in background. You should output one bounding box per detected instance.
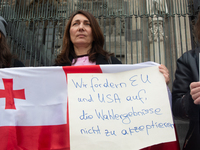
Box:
[0,16,24,68]
[172,12,200,150]
[54,10,169,84]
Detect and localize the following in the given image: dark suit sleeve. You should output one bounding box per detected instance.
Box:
[172,52,199,121]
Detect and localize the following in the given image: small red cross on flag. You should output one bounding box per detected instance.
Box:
[0,78,25,109]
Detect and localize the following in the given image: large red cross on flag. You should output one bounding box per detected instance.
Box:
[0,78,25,109]
[0,63,180,150]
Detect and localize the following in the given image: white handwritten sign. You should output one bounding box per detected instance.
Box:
[68,66,176,150]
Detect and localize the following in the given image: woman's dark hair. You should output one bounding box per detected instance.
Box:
[0,32,12,68]
[195,12,200,43]
[55,10,113,65]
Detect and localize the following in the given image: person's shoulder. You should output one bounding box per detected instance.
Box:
[110,56,122,64]
[96,53,122,64]
[178,49,197,61]
[176,48,200,68]
[181,47,200,56]
[13,59,25,67]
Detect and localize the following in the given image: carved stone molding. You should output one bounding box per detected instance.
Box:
[149,16,164,42]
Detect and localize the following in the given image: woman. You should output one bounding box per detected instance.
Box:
[55,10,174,150]
[0,16,24,68]
[55,10,169,84]
[172,12,200,150]
[55,10,121,66]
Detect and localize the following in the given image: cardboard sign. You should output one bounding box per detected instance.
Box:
[68,66,176,150]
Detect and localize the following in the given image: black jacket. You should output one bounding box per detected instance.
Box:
[54,53,122,66]
[12,59,25,67]
[172,48,200,150]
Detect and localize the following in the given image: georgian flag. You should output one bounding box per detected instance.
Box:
[0,62,179,150]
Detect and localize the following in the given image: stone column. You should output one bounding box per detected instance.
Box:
[149,16,165,64]
[172,0,192,59]
[147,0,168,64]
[147,0,168,15]
[125,0,142,64]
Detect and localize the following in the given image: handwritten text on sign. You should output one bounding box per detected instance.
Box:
[68,66,176,150]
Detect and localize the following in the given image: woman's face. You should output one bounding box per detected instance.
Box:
[70,14,93,51]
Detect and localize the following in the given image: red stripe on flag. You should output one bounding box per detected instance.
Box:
[62,65,103,74]
[0,125,68,150]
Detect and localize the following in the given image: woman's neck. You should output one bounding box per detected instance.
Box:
[73,45,91,56]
